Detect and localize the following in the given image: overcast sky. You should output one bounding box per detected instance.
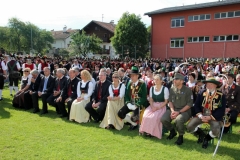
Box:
[0,0,214,31]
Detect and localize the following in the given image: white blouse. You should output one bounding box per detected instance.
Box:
[21,74,32,86]
[77,80,94,100]
[108,83,126,98]
[149,86,169,100]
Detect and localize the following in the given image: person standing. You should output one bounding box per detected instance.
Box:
[161,73,193,145]
[221,73,240,133]
[7,55,21,96]
[0,57,7,101]
[118,66,148,131]
[140,74,169,139]
[187,78,226,149]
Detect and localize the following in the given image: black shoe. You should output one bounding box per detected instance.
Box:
[94,118,100,123]
[10,94,13,97]
[0,98,3,101]
[60,114,68,118]
[167,129,177,140]
[56,111,61,115]
[175,135,183,145]
[202,134,212,149]
[32,109,40,113]
[41,111,48,115]
[128,125,138,131]
[196,128,206,144]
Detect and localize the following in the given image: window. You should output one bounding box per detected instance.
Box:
[171,17,184,27]
[235,11,240,17]
[215,10,240,19]
[170,38,184,48]
[188,14,211,21]
[187,36,210,43]
[213,35,239,42]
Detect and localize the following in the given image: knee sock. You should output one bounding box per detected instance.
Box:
[9,86,13,94]
[0,90,2,99]
[209,131,216,138]
[124,114,137,126]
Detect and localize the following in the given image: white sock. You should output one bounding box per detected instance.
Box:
[14,87,19,93]
[124,115,137,126]
[9,86,13,94]
[193,127,198,132]
[0,90,2,99]
[209,131,216,138]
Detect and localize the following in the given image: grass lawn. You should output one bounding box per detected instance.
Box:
[0,88,240,160]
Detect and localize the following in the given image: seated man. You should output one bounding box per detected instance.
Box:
[63,69,79,118]
[161,73,193,145]
[118,66,148,131]
[24,69,43,110]
[85,71,111,122]
[34,67,55,114]
[47,68,68,117]
[187,78,226,149]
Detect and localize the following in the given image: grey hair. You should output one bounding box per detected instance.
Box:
[43,67,50,71]
[154,74,163,80]
[100,68,106,72]
[99,71,107,76]
[236,74,240,78]
[72,67,80,72]
[57,68,65,75]
[30,69,39,75]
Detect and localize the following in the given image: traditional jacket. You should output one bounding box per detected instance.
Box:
[195,89,226,121]
[125,80,148,108]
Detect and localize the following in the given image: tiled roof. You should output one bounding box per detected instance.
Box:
[51,29,79,39]
[83,20,116,33]
[145,0,240,16]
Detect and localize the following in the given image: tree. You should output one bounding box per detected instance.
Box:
[69,30,102,57]
[111,12,148,59]
[58,49,70,59]
[1,17,54,54]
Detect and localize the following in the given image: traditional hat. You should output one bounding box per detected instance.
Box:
[129,66,141,75]
[226,73,235,79]
[202,77,221,86]
[173,73,185,80]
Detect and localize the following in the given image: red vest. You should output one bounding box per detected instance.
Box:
[41,63,48,70]
[25,63,34,70]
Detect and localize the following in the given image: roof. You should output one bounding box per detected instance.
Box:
[82,20,116,33]
[144,0,240,16]
[51,29,79,39]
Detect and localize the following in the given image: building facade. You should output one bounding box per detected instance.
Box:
[145,0,240,59]
[82,20,117,58]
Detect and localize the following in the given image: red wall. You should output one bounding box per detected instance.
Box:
[150,4,240,59]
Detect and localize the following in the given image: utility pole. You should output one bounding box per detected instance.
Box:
[31,28,33,55]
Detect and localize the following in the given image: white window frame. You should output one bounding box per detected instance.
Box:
[213,35,239,42]
[171,17,185,28]
[170,38,184,48]
[215,10,240,19]
[187,36,210,43]
[188,14,211,22]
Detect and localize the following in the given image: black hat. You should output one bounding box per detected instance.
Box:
[226,73,235,79]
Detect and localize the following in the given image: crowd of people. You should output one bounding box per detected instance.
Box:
[0,51,240,149]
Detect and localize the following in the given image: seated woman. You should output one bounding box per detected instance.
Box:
[100,71,125,130]
[139,74,169,139]
[12,67,32,109]
[69,70,93,123]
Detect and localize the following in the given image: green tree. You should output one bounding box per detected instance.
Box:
[69,30,102,57]
[58,48,70,58]
[111,12,148,59]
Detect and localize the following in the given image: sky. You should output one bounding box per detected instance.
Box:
[0,0,214,31]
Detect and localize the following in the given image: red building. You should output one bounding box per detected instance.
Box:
[145,0,240,59]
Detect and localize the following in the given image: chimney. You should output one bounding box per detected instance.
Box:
[63,25,67,33]
[110,20,114,25]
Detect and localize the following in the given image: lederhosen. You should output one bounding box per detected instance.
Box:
[8,60,19,87]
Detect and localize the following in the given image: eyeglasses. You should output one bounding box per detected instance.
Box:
[112,76,119,78]
[24,71,29,72]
